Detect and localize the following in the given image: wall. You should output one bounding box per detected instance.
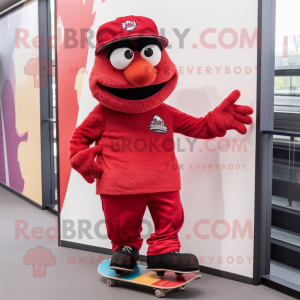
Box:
[56,0,95,211]
[0,0,43,205]
[59,0,258,279]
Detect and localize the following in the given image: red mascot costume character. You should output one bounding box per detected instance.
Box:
[69,16,253,277]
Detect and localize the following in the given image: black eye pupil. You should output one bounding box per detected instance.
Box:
[144,48,153,57]
[124,50,133,59]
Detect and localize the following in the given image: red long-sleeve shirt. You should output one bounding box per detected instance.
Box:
[69,103,215,195]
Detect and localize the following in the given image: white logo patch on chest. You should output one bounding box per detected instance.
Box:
[148,115,168,134]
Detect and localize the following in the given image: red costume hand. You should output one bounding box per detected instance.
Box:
[69,145,103,184]
[206,90,253,137]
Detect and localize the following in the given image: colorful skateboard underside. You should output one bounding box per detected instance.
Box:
[98,259,201,289]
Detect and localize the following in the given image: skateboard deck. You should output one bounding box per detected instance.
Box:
[98,259,201,298]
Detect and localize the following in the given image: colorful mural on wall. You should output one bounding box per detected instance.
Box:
[0,0,42,205]
[56,0,96,211]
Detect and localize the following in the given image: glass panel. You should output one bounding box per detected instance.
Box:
[50,0,56,63]
[270,0,300,288]
[275,76,300,96]
[50,0,58,205]
[275,0,300,70]
[274,92,300,132]
[271,135,300,287]
[273,135,300,209]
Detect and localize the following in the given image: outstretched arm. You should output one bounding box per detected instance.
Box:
[171,106,215,139]
[69,104,104,183]
[172,90,253,138]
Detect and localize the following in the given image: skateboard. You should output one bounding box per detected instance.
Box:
[98,259,201,298]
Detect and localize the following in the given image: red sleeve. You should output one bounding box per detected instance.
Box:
[69,104,105,160]
[169,105,215,139]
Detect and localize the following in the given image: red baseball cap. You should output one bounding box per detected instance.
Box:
[95,15,169,54]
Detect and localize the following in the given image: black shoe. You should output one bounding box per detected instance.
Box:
[109,246,139,274]
[147,252,199,275]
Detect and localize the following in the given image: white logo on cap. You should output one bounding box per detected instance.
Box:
[122,21,137,31]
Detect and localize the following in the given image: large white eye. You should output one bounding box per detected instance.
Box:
[110,48,134,70]
[141,44,161,66]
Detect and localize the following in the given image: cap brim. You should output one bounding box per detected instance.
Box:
[96,35,168,54]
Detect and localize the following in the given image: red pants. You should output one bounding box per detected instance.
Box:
[100,191,184,255]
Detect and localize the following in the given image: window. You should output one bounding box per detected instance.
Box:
[270,0,300,288]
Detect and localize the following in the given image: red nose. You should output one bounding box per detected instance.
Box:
[124,57,156,87]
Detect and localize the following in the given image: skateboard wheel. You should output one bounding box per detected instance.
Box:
[156,271,165,277]
[155,289,165,298]
[107,279,117,286]
[107,279,113,286]
[177,285,185,291]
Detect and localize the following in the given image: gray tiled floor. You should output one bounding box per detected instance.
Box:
[0,186,297,300]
